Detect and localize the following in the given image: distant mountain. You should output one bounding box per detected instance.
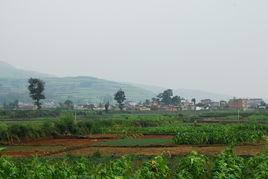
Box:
[134,84,232,102]
[0,61,232,105]
[0,61,54,79]
[173,89,231,102]
[0,61,155,104]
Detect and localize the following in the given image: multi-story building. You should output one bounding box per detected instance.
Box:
[220,101,228,109]
[228,98,248,110]
[247,98,264,109]
[200,99,212,106]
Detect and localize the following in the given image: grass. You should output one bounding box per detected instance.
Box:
[97,138,173,147]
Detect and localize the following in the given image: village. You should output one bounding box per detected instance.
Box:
[13,97,267,112]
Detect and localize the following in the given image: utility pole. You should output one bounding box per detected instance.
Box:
[74,110,77,124]
[237,108,240,121]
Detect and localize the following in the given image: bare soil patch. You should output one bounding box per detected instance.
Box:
[21,134,118,147]
[1,134,266,157]
[68,145,265,156]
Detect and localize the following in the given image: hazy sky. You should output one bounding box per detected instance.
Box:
[0,0,267,98]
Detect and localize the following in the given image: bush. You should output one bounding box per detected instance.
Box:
[55,113,79,135]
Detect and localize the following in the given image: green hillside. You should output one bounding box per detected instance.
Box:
[0,61,155,104]
[0,77,155,104]
[0,61,234,104]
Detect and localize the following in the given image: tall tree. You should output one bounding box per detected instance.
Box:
[191,98,196,105]
[171,96,182,106]
[28,78,45,109]
[105,102,110,113]
[114,89,126,110]
[157,89,173,105]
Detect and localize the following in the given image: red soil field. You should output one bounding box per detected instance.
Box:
[1,134,266,157]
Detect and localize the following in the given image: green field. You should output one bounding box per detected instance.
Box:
[1,149,268,178]
[1,110,268,178]
[97,138,173,147]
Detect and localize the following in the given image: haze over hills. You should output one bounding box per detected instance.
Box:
[0,61,232,104]
[0,61,54,79]
[133,83,231,102]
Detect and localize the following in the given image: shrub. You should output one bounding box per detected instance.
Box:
[55,113,79,135]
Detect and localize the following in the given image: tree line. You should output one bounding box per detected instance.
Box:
[5,78,186,111]
[26,78,127,111]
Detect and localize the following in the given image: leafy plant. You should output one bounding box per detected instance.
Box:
[176,151,208,179]
[212,148,245,179]
[135,156,170,179]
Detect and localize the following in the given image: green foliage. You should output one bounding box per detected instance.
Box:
[248,114,268,121]
[99,156,132,178]
[173,125,265,145]
[28,78,46,109]
[135,156,170,179]
[98,138,172,147]
[0,151,268,178]
[0,157,19,178]
[114,89,126,110]
[55,113,78,135]
[245,153,268,179]
[156,89,182,105]
[176,151,208,179]
[212,148,245,179]
[0,123,8,142]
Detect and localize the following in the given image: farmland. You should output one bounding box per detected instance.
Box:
[1,109,268,178]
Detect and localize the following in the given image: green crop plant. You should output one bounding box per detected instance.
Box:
[212,148,245,179]
[176,151,208,179]
[135,156,170,179]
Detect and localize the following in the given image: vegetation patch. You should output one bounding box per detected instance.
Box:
[97,138,173,147]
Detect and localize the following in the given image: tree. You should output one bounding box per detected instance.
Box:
[114,89,126,110]
[64,100,74,109]
[100,94,112,113]
[144,99,151,106]
[191,98,197,111]
[191,98,196,105]
[171,96,182,106]
[28,78,45,109]
[105,102,110,113]
[157,89,173,105]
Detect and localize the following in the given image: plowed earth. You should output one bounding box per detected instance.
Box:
[1,134,266,157]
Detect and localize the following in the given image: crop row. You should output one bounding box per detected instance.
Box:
[0,149,268,178]
[173,125,267,145]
